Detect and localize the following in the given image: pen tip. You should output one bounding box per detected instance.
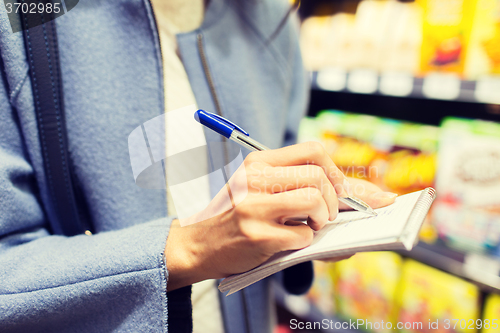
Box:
[368,208,377,216]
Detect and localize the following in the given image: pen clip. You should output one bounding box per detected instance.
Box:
[195,110,249,138]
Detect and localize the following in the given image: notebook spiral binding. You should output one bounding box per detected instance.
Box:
[401,187,437,250]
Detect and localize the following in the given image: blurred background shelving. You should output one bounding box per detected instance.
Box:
[276,0,500,332]
[299,0,500,122]
[311,70,499,104]
[307,88,499,126]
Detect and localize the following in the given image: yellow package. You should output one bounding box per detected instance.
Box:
[334,252,403,333]
[379,122,438,195]
[465,0,500,78]
[396,260,480,333]
[419,0,477,75]
[320,113,382,180]
[383,150,437,194]
[482,293,500,332]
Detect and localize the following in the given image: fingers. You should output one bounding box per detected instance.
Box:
[263,222,314,253]
[232,206,314,254]
[366,191,398,208]
[338,177,398,210]
[257,165,339,220]
[274,188,331,230]
[248,187,332,231]
[248,142,348,197]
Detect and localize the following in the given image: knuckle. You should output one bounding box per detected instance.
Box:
[308,165,325,179]
[311,190,324,205]
[309,186,322,197]
[239,220,265,243]
[244,167,260,182]
[320,207,330,221]
[304,187,323,205]
[245,171,265,192]
[245,176,260,188]
[245,151,260,164]
[305,141,325,158]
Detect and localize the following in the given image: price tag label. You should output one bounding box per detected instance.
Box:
[379,72,413,97]
[422,72,461,100]
[316,68,347,91]
[475,76,500,104]
[347,69,378,94]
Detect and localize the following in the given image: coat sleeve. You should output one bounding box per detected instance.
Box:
[0,69,174,332]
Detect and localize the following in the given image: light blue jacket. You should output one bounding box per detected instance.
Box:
[0,0,311,332]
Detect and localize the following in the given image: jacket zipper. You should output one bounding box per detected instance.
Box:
[147,0,165,108]
[145,0,171,215]
[146,4,253,330]
[145,2,243,333]
[197,33,237,208]
[196,34,230,168]
[197,33,252,333]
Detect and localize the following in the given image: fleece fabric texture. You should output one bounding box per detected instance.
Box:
[0,0,312,332]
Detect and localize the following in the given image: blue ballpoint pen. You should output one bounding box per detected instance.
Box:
[194,110,377,217]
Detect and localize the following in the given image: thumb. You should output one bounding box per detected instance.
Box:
[340,177,398,210]
[365,191,398,209]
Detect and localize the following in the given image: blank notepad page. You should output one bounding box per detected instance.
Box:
[218,189,436,295]
[287,190,422,259]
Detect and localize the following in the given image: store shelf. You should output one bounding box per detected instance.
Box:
[397,241,500,293]
[311,70,500,105]
[276,243,500,332]
[308,86,499,127]
[275,283,362,333]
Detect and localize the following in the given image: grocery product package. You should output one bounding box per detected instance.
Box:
[482,293,500,332]
[418,0,477,75]
[300,0,422,73]
[417,0,476,75]
[433,118,500,254]
[396,260,480,333]
[300,111,438,196]
[334,252,403,333]
[465,0,500,78]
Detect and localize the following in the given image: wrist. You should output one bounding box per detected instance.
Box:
[164,219,211,291]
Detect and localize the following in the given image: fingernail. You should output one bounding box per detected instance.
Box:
[372,191,398,199]
[343,179,353,196]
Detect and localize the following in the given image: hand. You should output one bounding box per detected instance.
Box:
[318,177,397,264]
[339,177,398,211]
[164,142,394,291]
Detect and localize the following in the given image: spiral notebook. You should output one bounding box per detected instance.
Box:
[219,188,436,295]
